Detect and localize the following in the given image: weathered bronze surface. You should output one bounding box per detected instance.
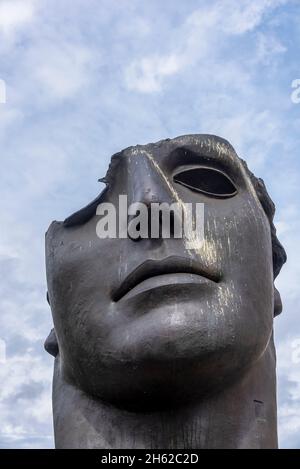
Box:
[45,134,286,448]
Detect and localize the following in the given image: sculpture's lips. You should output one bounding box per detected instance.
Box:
[113,256,221,302]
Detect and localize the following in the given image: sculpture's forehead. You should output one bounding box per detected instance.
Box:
[114,134,240,166]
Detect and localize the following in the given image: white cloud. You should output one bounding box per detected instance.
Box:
[124,0,287,93]
[34,42,94,99]
[277,337,300,447]
[0,0,36,35]
[0,108,24,134]
[0,352,53,448]
[220,0,286,35]
[126,54,181,93]
[255,33,287,64]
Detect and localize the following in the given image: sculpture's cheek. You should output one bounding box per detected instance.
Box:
[45,166,274,407]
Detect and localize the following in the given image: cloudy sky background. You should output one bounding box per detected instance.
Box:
[0,0,299,448]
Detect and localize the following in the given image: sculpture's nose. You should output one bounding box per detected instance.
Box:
[125,149,171,205]
[124,149,179,241]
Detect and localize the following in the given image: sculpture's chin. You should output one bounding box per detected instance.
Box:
[64,336,269,412]
[60,295,273,412]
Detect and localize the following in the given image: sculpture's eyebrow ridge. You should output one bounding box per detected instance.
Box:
[172,134,236,157]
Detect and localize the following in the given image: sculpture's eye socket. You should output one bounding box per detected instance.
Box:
[173,167,238,199]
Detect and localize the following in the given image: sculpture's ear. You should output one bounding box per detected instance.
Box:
[274,286,283,317]
[45,292,59,357]
[44,328,59,357]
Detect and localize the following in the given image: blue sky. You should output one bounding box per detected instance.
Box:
[0,0,299,448]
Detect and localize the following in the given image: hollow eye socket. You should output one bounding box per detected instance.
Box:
[173,167,237,199]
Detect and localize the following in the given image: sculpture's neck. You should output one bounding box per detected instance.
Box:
[52,338,277,449]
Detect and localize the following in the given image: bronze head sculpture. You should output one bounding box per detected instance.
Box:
[45,134,286,448]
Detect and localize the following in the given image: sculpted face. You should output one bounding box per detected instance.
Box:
[46,135,275,409]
